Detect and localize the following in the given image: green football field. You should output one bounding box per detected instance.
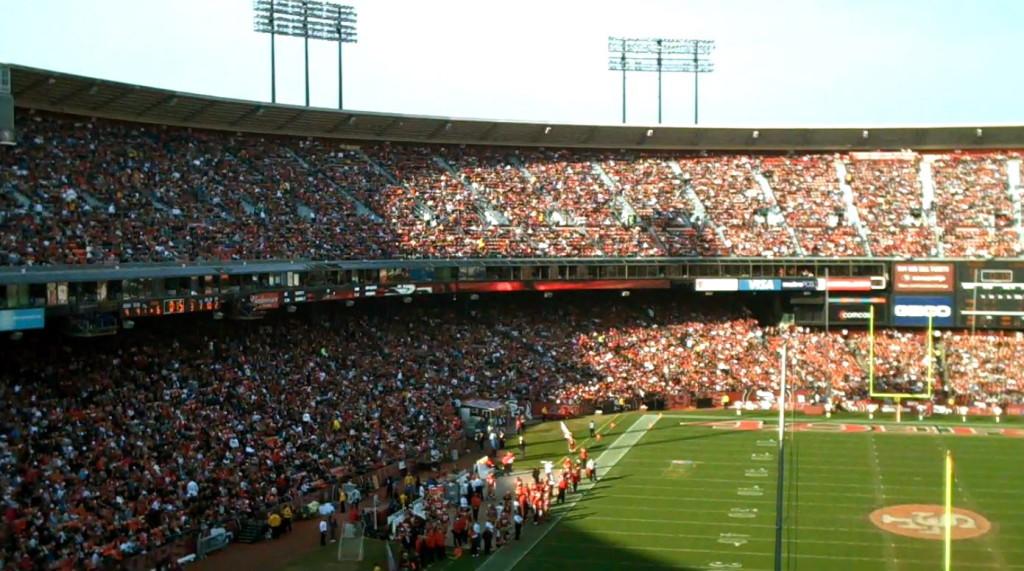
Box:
[504,411,1024,571]
[277,410,1024,571]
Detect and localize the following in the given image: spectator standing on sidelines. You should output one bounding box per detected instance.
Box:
[319,519,328,546]
[268,512,282,539]
[281,505,293,534]
[589,419,596,437]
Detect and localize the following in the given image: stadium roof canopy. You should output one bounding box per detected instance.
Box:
[7,63,1024,150]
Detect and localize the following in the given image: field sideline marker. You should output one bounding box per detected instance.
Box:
[478,413,658,571]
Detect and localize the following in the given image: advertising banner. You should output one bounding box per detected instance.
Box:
[780,278,817,291]
[828,304,885,325]
[738,278,780,291]
[818,277,873,292]
[894,263,954,292]
[694,278,739,292]
[249,292,281,310]
[0,308,45,332]
[891,295,955,327]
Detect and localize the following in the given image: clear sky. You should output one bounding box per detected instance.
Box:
[2,0,1023,127]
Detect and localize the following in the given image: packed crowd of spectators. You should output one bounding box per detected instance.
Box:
[845,155,936,257]
[680,155,797,257]
[2,294,1023,568]
[931,153,1021,258]
[599,153,720,256]
[3,110,1024,265]
[943,331,1024,401]
[761,155,865,257]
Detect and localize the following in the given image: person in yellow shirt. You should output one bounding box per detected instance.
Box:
[338,488,347,513]
[281,505,293,534]
[267,512,282,539]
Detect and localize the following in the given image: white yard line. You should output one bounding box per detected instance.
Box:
[868,433,901,571]
[478,413,658,571]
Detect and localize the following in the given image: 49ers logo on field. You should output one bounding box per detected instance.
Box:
[869,505,991,540]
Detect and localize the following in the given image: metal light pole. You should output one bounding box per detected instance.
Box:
[303,2,310,107]
[270,0,277,102]
[609,37,715,125]
[620,39,627,124]
[254,0,357,108]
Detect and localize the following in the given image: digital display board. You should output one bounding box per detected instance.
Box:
[957,262,1024,329]
[121,296,221,318]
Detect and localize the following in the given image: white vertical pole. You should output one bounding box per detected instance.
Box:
[778,343,787,444]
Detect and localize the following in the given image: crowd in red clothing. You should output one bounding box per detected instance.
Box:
[3,110,1023,265]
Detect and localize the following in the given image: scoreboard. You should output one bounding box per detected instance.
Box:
[121,296,221,318]
[956,262,1024,329]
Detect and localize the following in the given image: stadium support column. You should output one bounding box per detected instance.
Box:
[774,343,787,571]
[824,267,830,332]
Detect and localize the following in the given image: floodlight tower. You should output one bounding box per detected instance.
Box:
[608,37,715,125]
[254,0,357,108]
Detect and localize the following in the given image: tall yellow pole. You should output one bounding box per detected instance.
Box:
[944,449,954,571]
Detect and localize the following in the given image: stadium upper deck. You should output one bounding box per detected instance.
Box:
[3,65,1024,267]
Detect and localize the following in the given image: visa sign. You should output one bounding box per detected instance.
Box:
[891,295,954,327]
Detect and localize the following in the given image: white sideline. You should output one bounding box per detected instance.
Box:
[477,413,657,571]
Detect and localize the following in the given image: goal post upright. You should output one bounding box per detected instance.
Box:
[868,308,935,421]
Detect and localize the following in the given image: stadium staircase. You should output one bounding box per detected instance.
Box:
[753,171,805,255]
[432,156,509,225]
[834,159,873,256]
[592,162,639,226]
[589,162,671,253]
[235,519,267,544]
[2,184,34,211]
[283,147,382,222]
[1008,158,1024,251]
[664,160,727,245]
[356,149,400,186]
[918,156,944,257]
[78,189,104,210]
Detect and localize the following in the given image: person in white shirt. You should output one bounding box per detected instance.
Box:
[319,519,328,546]
[186,480,199,499]
[513,513,524,540]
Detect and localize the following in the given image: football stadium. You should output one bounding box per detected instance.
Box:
[1,2,1024,570]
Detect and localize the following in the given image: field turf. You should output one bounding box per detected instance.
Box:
[509,411,1024,571]
[276,411,1024,570]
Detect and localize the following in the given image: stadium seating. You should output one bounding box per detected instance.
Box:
[3,110,1024,265]
[1,294,1022,568]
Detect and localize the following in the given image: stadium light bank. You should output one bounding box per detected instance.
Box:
[608,37,714,125]
[253,0,357,108]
